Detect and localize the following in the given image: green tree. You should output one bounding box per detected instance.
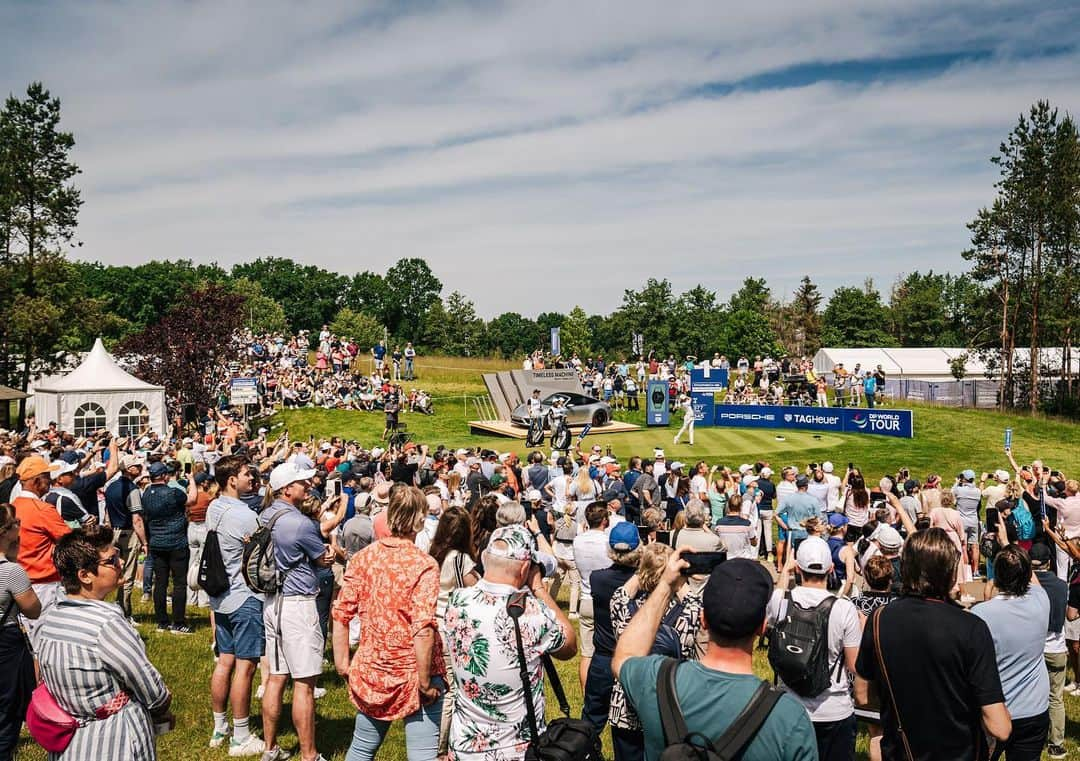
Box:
[231,257,345,332]
[672,285,722,358]
[609,279,676,356]
[728,277,771,312]
[821,283,893,347]
[560,306,592,357]
[486,312,539,358]
[888,271,952,347]
[384,257,441,343]
[343,271,389,323]
[230,278,288,334]
[442,291,486,356]
[330,307,383,348]
[720,308,783,360]
[791,276,823,354]
[0,82,83,416]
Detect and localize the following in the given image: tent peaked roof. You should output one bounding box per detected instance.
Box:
[35,338,163,392]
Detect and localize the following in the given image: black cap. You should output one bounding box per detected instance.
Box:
[903,478,918,494]
[701,559,773,639]
[1030,543,1052,568]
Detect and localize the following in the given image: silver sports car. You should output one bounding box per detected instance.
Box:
[510,392,612,428]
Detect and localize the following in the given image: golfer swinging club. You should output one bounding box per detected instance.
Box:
[673,392,695,446]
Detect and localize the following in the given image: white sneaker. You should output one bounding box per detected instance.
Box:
[209,730,230,748]
[260,747,292,761]
[256,684,265,700]
[229,735,266,757]
[313,686,327,700]
[1066,682,1080,695]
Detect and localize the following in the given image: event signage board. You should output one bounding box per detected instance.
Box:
[550,327,561,357]
[230,377,259,406]
[646,380,670,426]
[709,404,913,439]
[690,392,715,427]
[689,367,729,393]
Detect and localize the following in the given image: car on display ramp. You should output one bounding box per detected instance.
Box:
[510,392,612,428]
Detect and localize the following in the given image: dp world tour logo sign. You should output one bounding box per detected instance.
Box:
[705,405,913,439]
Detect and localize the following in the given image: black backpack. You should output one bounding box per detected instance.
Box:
[767,590,841,698]
[242,511,287,594]
[658,659,783,761]
[197,507,231,598]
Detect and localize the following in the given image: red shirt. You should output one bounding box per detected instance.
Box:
[15,493,72,583]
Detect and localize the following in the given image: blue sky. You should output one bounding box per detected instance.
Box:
[2,1,1079,317]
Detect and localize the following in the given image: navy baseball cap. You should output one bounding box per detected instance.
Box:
[608,521,640,552]
[147,461,169,478]
[701,559,773,639]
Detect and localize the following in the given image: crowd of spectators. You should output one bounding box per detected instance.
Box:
[1,403,1077,760]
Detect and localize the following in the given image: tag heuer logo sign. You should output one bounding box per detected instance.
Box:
[784,414,793,423]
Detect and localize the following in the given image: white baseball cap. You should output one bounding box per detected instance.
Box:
[50,460,78,479]
[760,467,773,478]
[370,447,385,458]
[738,463,752,474]
[269,462,317,491]
[796,537,834,574]
[994,469,1011,483]
[822,462,834,474]
[320,442,332,451]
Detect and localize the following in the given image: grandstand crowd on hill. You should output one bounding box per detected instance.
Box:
[2,402,1079,761]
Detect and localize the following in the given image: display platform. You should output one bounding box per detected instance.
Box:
[468,419,641,439]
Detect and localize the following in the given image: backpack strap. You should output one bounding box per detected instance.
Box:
[656,658,689,747]
[711,681,784,761]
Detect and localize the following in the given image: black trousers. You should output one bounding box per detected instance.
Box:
[612,725,644,761]
[814,714,856,761]
[150,546,189,626]
[990,711,1049,761]
[0,625,35,761]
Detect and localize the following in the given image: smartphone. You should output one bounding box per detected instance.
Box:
[637,525,652,543]
[681,550,727,576]
[655,530,671,546]
[985,507,999,533]
[325,479,340,499]
[848,462,854,471]
[843,525,861,544]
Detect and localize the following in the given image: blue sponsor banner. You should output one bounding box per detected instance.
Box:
[708,404,913,438]
[690,367,728,393]
[690,392,715,427]
[646,380,670,426]
[550,327,560,356]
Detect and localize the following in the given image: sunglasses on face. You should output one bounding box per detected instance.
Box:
[98,552,122,569]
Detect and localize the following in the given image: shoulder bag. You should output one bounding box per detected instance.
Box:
[657,658,783,760]
[507,591,602,761]
[870,606,915,761]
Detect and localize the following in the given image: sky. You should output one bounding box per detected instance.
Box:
[3,1,1079,318]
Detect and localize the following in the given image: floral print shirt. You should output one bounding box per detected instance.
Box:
[445,580,566,760]
[608,585,702,731]
[332,537,445,721]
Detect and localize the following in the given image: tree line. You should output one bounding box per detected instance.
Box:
[2,83,1077,416]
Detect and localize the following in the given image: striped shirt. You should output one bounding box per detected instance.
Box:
[0,557,31,626]
[36,598,169,760]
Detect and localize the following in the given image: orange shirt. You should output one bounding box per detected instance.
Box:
[15,493,73,583]
[333,537,444,720]
[188,491,212,523]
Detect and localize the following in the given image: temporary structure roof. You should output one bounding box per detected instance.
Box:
[35,338,163,392]
[814,347,1079,381]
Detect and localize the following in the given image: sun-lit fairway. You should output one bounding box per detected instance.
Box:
[17,357,1080,760]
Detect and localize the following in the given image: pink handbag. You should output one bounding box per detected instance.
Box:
[25,682,80,753]
[26,682,130,753]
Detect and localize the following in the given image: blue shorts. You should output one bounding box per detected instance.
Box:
[215,597,265,660]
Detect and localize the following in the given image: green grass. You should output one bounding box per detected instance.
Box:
[17,358,1080,760]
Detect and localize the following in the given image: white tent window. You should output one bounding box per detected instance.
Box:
[74,402,107,436]
[118,401,149,438]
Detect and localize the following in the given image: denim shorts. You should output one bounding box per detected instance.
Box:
[215,597,265,660]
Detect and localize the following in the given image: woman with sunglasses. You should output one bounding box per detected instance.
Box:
[34,526,173,760]
[0,503,40,760]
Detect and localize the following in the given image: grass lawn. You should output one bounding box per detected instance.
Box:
[17,357,1080,760]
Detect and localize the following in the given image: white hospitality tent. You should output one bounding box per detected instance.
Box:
[32,338,167,437]
[813,347,1079,382]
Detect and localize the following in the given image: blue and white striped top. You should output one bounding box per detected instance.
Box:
[36,598,170,761]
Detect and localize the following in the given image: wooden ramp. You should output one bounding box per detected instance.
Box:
[469,419,641,439]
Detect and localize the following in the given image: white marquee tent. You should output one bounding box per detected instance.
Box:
[32,338,167,436]
[813,347,1079,381]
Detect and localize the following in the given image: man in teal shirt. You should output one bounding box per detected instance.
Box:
[613,551,817,761]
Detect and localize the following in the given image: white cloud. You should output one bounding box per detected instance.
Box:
[2,0,1079,316]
